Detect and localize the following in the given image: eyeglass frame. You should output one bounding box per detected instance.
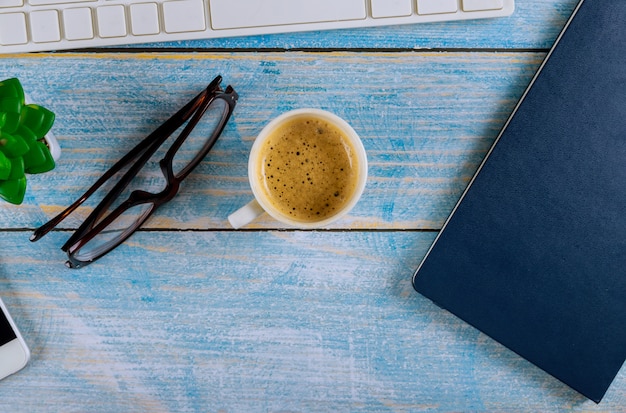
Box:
[31,75,238,269]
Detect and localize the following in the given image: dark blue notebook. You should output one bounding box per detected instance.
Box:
[412,0,626,403]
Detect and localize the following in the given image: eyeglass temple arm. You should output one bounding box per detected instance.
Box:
[30,87,211,242]
[29,137,157,242]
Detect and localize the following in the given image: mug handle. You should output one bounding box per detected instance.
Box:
[228,199,265,229]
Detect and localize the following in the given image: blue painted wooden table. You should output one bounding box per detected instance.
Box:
[1,0,624,411]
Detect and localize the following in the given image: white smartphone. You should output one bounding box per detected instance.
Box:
[0,297,30,381]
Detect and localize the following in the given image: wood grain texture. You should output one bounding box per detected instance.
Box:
[1,0,624,411]
[0,51,543,230]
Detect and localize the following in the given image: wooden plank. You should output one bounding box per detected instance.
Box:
[0,51,543,230]
[1,231,623,412]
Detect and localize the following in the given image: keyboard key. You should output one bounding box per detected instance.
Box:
[97,5,127,38]
[63,8,94,40]
[30,9,61,43]
[463,0,504,12]
[417,0,458,15]
[371,0,412,18]
[209,0,366,30]
[1,0,24,7]
[130,3,160,35]
[162,0,205,33]
[0,13,28,45]
[29,0,95,5]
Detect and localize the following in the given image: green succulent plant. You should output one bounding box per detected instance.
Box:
[0,78,56,205]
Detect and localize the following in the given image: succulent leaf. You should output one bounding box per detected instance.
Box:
[22,139,47,168]
[24,141,55,174]
[8,156,24,180]
[0,176,27,205]
[0,95,23,134]
[0,131,30,157]
[21,104,55,139]
[0,151,10,180]
[0,78,25,101]
[16,124,37,143]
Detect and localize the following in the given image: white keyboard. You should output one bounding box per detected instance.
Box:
[0,0,514,54]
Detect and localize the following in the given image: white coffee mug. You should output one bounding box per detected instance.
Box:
[228,109,368,229]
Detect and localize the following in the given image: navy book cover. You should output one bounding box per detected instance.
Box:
[413,0,626,403]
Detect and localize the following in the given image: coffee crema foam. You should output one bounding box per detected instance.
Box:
[256,115,359,223]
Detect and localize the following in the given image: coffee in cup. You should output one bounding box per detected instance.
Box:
[228,109,367,228]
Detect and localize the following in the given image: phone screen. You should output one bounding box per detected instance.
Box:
[0,308,18,346]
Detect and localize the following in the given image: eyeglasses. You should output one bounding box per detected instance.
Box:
[31,76,238,269]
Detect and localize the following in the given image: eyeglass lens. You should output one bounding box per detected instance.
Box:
[171,97,229,178]
[72,203,153,262]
